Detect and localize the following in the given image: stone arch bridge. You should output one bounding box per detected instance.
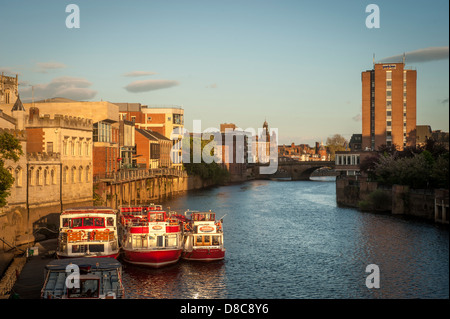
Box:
[255,160,336,181]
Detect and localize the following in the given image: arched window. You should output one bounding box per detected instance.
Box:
[85,166,90,182]
[29,167,35,186]
[71,140,75,156]
[51,169,56,185]
[63,166,69,184]
[15,167,23,187]
[44,168,49,185]
[78,166,83,183]
[36,168,42,186]
[71,167,76,183]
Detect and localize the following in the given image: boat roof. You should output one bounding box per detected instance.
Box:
[45,257,122,271]
[62,207,116,215]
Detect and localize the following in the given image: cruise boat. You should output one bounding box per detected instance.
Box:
[118,205,184,268]
[41,257,124,299]
[56,207,120,259]
[182,210,225,262]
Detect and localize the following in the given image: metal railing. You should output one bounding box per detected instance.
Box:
[93,168,188,183]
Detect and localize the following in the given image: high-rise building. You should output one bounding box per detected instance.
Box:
[362,62,416,150]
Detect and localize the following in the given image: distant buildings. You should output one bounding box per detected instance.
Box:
[116,103,184,170]
[349,134,362,151]
[362,62,417,150]
[278,141,329,161]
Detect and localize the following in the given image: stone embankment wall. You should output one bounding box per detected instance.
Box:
[94,175,216,209]
[336,175,449,223]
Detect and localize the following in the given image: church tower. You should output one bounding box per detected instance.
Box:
[11,94,26,130]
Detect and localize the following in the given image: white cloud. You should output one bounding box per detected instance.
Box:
[124,79,179,93]
[379,46,449,63]
[352,114,362,122]
[122,71,158,77]
[19,76,97,101]
[35,61,67,73]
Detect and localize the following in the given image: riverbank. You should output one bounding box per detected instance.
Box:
[336,175,449,225]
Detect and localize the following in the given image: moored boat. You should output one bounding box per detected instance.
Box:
[182,210,225,262]
[56,207,120,259]
[118,205,184,268]
[40,257,125,299]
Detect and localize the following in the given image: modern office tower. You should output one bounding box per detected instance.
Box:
[362,62,417,150]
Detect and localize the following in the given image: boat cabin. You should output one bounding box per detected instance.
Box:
[191,212,216,222]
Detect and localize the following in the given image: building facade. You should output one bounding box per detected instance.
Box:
[362,62,417,150]
[117,104,184,170]
[0,73,18,105]
[20,98,120,177]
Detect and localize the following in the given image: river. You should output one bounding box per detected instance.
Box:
[121,177,449,299]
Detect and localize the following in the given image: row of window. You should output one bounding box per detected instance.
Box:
[20,165,92,187]
[63,139,92,157]
[335,154,360,166]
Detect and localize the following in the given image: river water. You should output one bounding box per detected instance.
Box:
[121,177,449,299]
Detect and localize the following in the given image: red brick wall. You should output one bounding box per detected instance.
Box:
[135,131,150,169]
[26,128,44,153]
[93,145,119,176]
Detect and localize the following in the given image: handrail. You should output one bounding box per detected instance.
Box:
[93,167,188,183]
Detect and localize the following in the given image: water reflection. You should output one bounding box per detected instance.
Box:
[122,260,226,299]
[122,179,448,299]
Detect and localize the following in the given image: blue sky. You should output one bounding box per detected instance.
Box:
[1,0,448,145]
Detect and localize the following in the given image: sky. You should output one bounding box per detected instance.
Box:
[1,0,448,145]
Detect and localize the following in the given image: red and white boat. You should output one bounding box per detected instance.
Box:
[182,210,225,262]
[56,207,120,259]
[118,205,183,268]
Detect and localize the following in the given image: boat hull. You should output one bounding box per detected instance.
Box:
[56,252,120,259]
[182,248,225,262]
[123,248,182,268]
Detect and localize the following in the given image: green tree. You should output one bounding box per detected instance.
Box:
[326,134,348,160]
[182,136,230,184]
[0,131,24,207]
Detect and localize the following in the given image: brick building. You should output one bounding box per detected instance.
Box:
[116,103,184,169]
[362,62,417,150]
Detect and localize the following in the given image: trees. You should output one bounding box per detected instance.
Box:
[326,134,348,160]
[182,136,230,184]
[0,131,24,207]
[362,139,449,189]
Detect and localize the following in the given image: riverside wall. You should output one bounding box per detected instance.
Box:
[336,175,449,223]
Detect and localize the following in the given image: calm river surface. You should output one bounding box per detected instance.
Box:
[121,177,449,299]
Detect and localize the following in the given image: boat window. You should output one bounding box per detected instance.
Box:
[132,235,147,249]
[149,213,165,222]
[72,218,82,228]
[84,218,93,227]
[107,217,114,226]
[212,236,220,245]
[204,236,211,245]
[72,244,87,253]
[196,236,203,246]
[93,217,105,227]
[62,218,70,227]
[166,234,178,247]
